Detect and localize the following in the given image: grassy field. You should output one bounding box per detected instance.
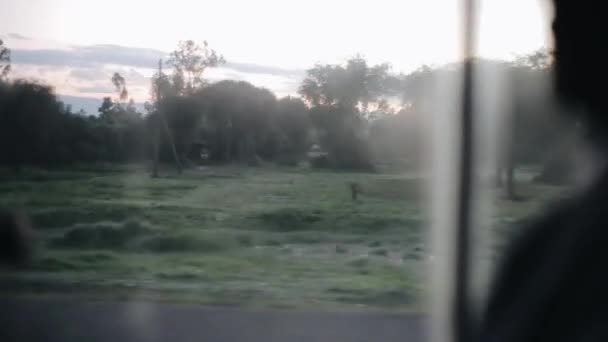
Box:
[0,165,570,311]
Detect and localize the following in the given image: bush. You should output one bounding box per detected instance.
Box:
[371,248,388,256]
[258,208,322,232]
[32,257,80,271]
[276,154,300,167]
[33,206,139,229]
[309,155,330,169]
[236,234,254,246]
[53,220,150,249]
[264,239,283,246]
[335,244,348,254]
[284,232,323,244]
[368,240,382,247]
[139,234,227,253]
[349,258,370,268]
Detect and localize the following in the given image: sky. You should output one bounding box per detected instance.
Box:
[0,0,552,114]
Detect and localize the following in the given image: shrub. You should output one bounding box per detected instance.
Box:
[349,258,370,268]
[276,154,300,167]
[264,239,283,246]
[335,245,348,254]
[139,235,227,253]
[236,234,254,246]
[368,240,382,247]
[258,208,322,232]
[32,257,79,271]
[284,232,323,244]
[371,248,388,256]
[53,220,150,249]
[33,206,139,229]
[309,155,330,169]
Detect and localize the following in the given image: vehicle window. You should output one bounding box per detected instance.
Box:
[0,1,565,341]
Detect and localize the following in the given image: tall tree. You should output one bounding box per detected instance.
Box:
[298,56,391,169]
[111,72,128,103]
[198,80,277,163]
[168,40,225,94]
[299,56,391,111]
[275,96,311,157]
[149,60,182,175]
[0,39,10,81]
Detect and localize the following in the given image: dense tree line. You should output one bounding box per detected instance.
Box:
[0,38,574,192]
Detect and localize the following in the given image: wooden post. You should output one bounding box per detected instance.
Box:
[152,118,160,178]
[151,59,162,178]
[151,59,182,176]
[160,107,182,174]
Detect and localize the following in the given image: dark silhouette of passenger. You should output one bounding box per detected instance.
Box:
[0,211,31,268]
[480,1,608,341]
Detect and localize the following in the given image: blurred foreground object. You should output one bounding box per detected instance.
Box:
[0,211,32,268]
[480,1,608,341]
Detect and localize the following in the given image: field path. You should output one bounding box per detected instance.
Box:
[0,298,426,342]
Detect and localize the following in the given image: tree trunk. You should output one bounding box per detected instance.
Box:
[224,125,232,163]
[160,112,182,174]
[151,114,160,178]
[506,164,516,200]
[495,166,503,188]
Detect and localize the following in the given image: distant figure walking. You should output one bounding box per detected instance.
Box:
[349,182,362,201]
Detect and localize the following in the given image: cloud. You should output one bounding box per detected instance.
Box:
[11,43,305,80]
[224,62,304,78]
[8,33,31,40]
[69,67,110,81]
[7,38,304,107]
[12,45,168,68]
[78,84,115,94]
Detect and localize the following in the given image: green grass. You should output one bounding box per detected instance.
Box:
[0,165,568,311]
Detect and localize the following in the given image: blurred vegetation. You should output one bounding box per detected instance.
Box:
[0,40,578,190]
[0,166,571,310]
[0,40,579,310]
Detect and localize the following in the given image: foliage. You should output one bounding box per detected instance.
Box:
[168,40,225,94]
[196,80,278,162]
[299,56,391,110]
[0,80,83,166]
[0,39,10,80]
[53,220,151,249]
[0,47,575,177]
[298,57,395,169]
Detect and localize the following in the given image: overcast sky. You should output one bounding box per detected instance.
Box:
[0,0,552,113]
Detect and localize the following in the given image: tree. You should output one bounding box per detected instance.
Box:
[299,56,391,111]
[111,72,128,103]
[98,97,115,120]
[148,60,182,175]
[99,73,140,123]
[515,49,552,70]
[368,108,425,168]
[298,56,392,169]
[501,51,557,198]
[396,65,434,111]
[275,97,311,157]
[0,81,67,166]
[198,80,277,163]
[168,40,225,94]
[94,73,147,162]
[0,39,10,81]
[146,41,227,170]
